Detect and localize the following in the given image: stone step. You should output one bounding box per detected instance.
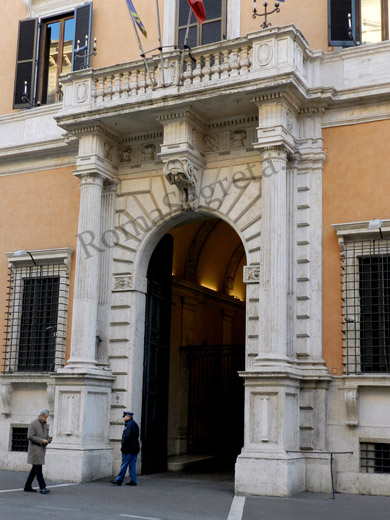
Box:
[167,454,215,472]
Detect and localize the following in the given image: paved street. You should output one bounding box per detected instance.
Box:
[1,468,390,520]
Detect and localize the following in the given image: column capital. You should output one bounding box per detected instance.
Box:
[73,171,107,186]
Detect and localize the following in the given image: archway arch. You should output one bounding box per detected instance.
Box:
[140,215,247,474]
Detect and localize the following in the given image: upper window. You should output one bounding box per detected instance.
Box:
[3,249,72,374]
[329,0,390,46]
[13,2,92,108]
[334,222,390,374]
[177,0,226,48]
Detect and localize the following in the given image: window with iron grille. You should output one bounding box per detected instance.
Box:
[361,442,390,473]
[341,238,390,374]
[3,259,70,374]
[11,427,29,452]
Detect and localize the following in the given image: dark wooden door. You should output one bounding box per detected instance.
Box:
[185,344,245,464]
[141,234,173,474]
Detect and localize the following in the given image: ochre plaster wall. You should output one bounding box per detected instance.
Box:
[0,168,80,370]
[0,1,26,116]
[241,0,330,51]
[322,121,390,375]
[90,0,162,69]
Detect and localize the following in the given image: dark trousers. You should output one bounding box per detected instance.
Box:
[25,464,46,490]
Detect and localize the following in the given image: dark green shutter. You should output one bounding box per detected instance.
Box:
[13,18,38,108]
[72,2,93,71]
[328,0,356,46]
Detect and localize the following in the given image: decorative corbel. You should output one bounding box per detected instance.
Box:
[1,383,14,416]
[344,384,358,427]
[163,158,199,211]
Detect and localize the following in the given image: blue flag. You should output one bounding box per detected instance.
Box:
[125,0,147,38]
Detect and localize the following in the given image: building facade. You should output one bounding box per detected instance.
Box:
[1,0,390,497]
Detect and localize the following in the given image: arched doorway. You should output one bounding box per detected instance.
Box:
[141,217,246,474]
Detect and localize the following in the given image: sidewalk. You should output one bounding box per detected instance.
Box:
[1,468,390,520]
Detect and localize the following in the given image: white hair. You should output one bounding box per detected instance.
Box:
[39,408,49,416]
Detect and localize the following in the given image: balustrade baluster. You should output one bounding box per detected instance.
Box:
[130,69,139,95]
[202,55,211,83]
[96,76,105,103]
[240,46,250,75]
[183,57,193,85]
[112,73,122,100]
[122,71,130,98]
[192,55,203,84]
[211,52,221,81]
[139,70,147,94]
[230,48,239,77]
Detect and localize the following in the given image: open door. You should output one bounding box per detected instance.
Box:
[141,234,173,474]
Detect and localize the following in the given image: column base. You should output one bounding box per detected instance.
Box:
[58,358,111,376]
[235,451,305,497]
[46,446,113,482]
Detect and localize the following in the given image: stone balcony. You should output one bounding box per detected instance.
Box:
[57,24,312,136]
[2,23,390,172]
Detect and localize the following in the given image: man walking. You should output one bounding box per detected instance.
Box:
[111,411,140,486]
[24,408,52,494]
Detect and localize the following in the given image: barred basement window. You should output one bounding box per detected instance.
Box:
[340,238,390,374]
[11,427,28,452]
[361,442,390,473]
[3,249,72,374]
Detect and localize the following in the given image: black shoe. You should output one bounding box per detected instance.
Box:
[110,480,122,486]
[40,488,50,494]
[125,481,137,486]
[24,488,37,492]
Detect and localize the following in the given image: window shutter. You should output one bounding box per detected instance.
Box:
[13,18,38,108]
[328,0,356,46]
[72,2,93,71]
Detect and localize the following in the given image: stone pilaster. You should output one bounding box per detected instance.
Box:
[96,180,118,368]
[256,145,289,364]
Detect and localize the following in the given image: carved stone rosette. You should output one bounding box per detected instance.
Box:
[163,158,199,211]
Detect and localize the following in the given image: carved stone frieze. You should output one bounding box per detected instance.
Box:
[142,144,156,162]
[243,265,260,283]
[119,147,132,163]
[113,274,134,292]
[231,130,247,149]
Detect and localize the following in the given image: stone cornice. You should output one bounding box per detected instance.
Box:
[208,115,258,130]
[67,124,120,143]
[120,132,163,144]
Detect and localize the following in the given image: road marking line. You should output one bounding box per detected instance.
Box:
[227,495,246,520]
[120,515,162,520]
[0,483,78,493]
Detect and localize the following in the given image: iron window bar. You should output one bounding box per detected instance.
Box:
[342,238,390,374]
[3,262,69,373]
[360,442,390,474]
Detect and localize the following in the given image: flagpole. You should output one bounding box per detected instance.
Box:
[129,12,155,88]
[155,0,165,87]
[177,8,193,86]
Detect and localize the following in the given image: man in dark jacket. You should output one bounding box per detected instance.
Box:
[24,408,52,494]
[111,411,140,486]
